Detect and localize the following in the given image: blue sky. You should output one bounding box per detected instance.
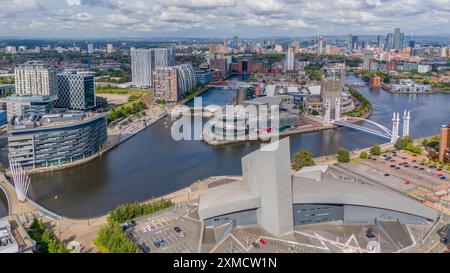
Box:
[0,0,449,38]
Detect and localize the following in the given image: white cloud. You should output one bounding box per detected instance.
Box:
[1,0,449,36]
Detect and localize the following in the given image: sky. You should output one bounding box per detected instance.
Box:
[0,0,449,38]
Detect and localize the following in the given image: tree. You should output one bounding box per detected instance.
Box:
[359,151,368,159]
[292,149,315,171]
[370,145,381,156]
[337,148,351,163]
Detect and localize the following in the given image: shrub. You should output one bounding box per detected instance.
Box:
[337,147,351,163]
[370,145,381,156]
[292,149,315,171]
[359,151,368,159]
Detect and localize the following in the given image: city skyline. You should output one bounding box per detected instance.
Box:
[1,0,450,38]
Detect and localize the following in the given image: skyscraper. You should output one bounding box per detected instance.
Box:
[393,28,405,50]
[317,36,324,54]
[284,46,295,71]
[347,34,353,50]
[14,61,58,96]
[386,33,394,50]
[87,43,94,54]
[55,71,96,110]
[352,36,359,50]
[363,50,374,71]
[106,44,114,54]
[130,48,176,89]
[233,36,238,48]
[377,35,384,50]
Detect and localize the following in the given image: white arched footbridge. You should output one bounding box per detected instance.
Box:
[323,98,411,143]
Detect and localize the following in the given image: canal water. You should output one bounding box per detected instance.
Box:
[0,189,7,217]
[27,74,450,218]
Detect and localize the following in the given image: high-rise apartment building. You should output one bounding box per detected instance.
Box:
[317,36,324,54]
[153,64,197,102]
[321,63,346,112]
[87,43,94,54]
[130,48,176,89]
[55,71,96,110]
[106,44,114,54]
[363,50,374,70]
[439,124,450,162]
[284,46,295,71]
[14,61,58,96]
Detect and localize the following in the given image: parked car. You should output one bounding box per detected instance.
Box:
[120,220,136,231]
[174,226,182,233]
[154,239,165,248]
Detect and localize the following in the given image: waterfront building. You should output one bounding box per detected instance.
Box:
[130,48,176,89]
[195,69,213,85]
[5,95,56,121]
[369,75,382,89]
[418,64,432,74]
[439,124,450,162]
[0,218,35,253]
[153,64,197,102]
[284,46,295,71]
[14,61,58,97]
[391,79,431,93]
[198,138,439,237]
[55,71,96,110]
[321,63,346,112]
[8,112,108,169]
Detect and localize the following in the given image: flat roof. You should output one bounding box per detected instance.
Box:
[198,180,261,221]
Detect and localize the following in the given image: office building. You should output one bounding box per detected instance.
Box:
[347,34,353,50]
[352,36,359,50]
[439,124,450,162]
[321,63,346,111]
[377,35,384,50]
[284,46,295,71]
[130,48,176,89]
[233,36,238,48]
[386,33,394,50]
[5,95,56,121]
[14,61,58,97]
[195,69,213,85]
[55,71,96,110]
[198,138,439,237]
[153,64,197,102]
[8,112,108,169]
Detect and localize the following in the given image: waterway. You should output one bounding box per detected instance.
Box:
[0,189,8,218]
[27,74,450,218]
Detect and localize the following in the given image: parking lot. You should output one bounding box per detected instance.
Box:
[127,206,201,253]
